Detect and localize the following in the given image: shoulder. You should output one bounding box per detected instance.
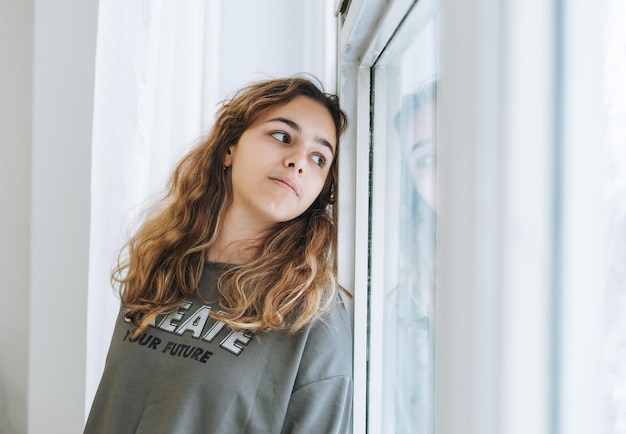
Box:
[294,297,353,390]
[310,296,352,347]
[304,288,352,339]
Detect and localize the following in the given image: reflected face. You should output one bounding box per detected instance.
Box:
[402,106,436,211]
[224,95,337,229]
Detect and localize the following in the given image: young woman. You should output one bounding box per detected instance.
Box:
[85,77,353,433]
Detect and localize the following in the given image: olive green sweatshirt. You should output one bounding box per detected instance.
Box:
[85,262,353,434]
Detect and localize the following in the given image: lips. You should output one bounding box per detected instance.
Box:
[270,176,299,196]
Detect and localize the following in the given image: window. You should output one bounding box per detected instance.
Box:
[369,4,437,433]
[338,0,615,432]
[336,1,438,432]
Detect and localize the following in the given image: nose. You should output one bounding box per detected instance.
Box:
[284,146,307,174]
[286,161,303,174]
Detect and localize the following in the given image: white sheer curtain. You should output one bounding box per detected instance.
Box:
[85,0,337,418]
[86,0,209,415]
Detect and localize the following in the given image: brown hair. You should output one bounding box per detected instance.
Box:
[114,77,348,336]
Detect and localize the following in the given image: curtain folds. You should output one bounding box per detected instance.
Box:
[86,0,207,414]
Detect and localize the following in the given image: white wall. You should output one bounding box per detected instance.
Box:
[0,0,98,432]
[29,0,98,431]
[0,0,34,432]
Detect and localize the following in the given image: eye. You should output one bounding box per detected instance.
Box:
[271,131,290,143]
[410,143,435,172]
[416,153,434,170]
[311,154,327,167]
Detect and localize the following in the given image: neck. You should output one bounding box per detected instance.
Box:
[206,210,271,264]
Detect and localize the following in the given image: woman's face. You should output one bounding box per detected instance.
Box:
[224,95,337,229]
[403,106,436,211]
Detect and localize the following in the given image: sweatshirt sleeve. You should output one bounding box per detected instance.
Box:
[280,375,353,434]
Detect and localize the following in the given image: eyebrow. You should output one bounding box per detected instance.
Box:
[410,139,433,153]
[267,117,335,156]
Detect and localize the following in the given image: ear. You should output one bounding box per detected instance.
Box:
[224,146,234,167]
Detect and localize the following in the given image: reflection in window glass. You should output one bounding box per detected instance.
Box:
[371,5,437,433]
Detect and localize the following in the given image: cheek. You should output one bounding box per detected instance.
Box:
[410,167,433,193]
[312,176,333,205]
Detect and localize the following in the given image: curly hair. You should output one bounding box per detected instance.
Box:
[114,77,349,336]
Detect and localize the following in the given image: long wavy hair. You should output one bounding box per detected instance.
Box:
[114,77,348,336]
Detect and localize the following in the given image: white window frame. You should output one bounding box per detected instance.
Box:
[336,1,429,432]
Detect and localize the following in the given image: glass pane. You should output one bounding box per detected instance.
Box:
[604,1,626,431]
[370,3,438,433]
